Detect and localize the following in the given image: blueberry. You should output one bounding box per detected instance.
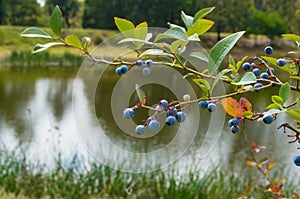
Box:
[231,125,240,133]
[120,65,129,74]
[135,125,145,135]
[166,116,176,126]
[115,67,122,76]
[148,120,160,132]
[142,67,150,76]
[253,83,263,89]
[136,60,144,66]
[123,108,134,119]
[262,115,274,124]
[252,68,261,76]
[298,43,300,49]
[199,100,209,109]
[145,59,154,67]
[207,103,217,112]
[276,58,286,67]
[242,62,251,71]
[228,117,240,127]
[293,155,300,166]
[159,99,168,109]
[167,108,178,116]
[260,72,269,79]
[176,112,186,122]
[266,68,274,75]
[264,46,273,55]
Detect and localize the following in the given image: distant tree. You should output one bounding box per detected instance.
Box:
[0,0,6,24]
[45,0,81,28]
[5,0,42,26]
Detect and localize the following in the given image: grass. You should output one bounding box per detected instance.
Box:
[0,150,298,199]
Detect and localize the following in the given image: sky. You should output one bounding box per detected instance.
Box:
[37,0,45,6]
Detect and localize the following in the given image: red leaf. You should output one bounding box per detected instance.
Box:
[221,97,244,117]
[239,97,252,112]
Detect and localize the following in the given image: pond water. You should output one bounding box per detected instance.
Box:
[1,65,300,178]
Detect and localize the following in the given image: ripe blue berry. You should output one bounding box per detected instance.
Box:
[252,68,261,76]
[260,72,269,79]
[253,83,263,89]
[266,68,274,75]
[264,46,273,55]
[120,65,129,74]
[242,62,251,71]
[166,116,176,126]
[228,117,240,127]
[207,103,217,112]
[293,155,300,166]
[145,59,154,67]
[231,125,240,133]
[136,60,144,66]
[135,125,145,135]
[142,67,150,76]
[123,108,134,119]
[115,67,122,76]
[262,115,274,124]
[148,120,160,132]
[167,108,178,116]
[276,58,286,67]
[176,112,186,122]
[159,99,168,109]
[199,100,209,109]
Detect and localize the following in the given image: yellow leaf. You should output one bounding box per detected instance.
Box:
[221,97,244,117]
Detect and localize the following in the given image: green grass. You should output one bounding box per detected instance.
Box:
[0,150,298,199]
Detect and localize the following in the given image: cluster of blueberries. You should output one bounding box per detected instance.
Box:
[123,99,187,135]
[241,46,287,89]
[115,59,154,76]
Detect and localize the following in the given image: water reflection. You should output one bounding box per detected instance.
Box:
[0,66,299,177]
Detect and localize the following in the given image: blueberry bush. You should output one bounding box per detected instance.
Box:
[21,5,300,196]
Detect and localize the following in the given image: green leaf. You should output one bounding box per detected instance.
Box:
[236,56,248,72]
[138,49,174,58]
[243,111,253,118]
[186,19,214,37]
[114,17,135,32]
[170,40,187,53]
[209,31,245,75]
[135,84,146,105]
[155,28,187,41]
[135,22,148,40]
[190,52,209,62]
[234,72,256,85]
[286,109,300,120]
[20,27,52,39]
[118,38,153,45]
[271,95,284,106]
[290,76,300,81]
[181,11,193,29]
[193,78,210,96]
[64,34,81,48]
[32,42,64,54]
[261,56,291,73]
[211,68,232,91]
[49,5,63,36]
[229,55,235,67]
[279,82,290,103]
[297,100,300,112]
[265,103,280,110]
[282,34,300,43]
[168,23,186,32]
[193,7,215,23]
[188,33,200,41]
